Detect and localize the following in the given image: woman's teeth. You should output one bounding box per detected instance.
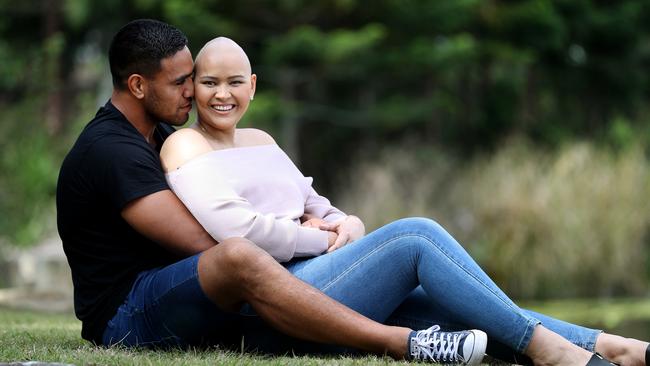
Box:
[213,105,234,111]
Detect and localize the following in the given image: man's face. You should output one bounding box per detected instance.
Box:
[144,46,194,126]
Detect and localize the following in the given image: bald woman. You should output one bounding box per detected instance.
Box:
[157,37,648,366]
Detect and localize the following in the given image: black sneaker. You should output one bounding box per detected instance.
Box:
[408,325,487,365]
[586,352,618,365]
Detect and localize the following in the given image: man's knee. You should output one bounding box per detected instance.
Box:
[203,237,275,279]
[197,237,276,311]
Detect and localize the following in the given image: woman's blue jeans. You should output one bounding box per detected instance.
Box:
[243,217,600,359]
[103,216,600,362]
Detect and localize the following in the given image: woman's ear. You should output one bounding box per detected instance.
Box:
[127,74,146,100]
[249,74,257,100]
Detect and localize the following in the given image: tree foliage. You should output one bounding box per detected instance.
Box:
[1,0,650,245]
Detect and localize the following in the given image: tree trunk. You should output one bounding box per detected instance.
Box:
[43,0,63,135]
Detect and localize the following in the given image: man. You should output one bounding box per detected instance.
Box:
[56,19,486,365]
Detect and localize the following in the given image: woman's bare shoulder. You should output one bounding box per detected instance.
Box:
[237,128,277,146]
[160,128,213,172]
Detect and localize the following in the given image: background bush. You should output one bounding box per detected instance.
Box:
[337,139,650,299]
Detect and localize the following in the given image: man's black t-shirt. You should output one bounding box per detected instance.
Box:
[56,101,179,344]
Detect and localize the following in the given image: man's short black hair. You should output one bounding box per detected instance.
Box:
[109,19,188,90]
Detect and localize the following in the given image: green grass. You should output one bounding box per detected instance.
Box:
[522,297,650,338]
[2,298,649,365]
[0,307,405,365]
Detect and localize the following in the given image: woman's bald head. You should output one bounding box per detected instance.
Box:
[194,37,251,76]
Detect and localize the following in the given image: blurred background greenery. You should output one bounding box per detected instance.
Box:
[0,0,649,302]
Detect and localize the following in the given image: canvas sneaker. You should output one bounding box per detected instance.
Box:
[408,325,487,365]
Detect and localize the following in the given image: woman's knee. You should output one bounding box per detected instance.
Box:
[383,217,459,254]
[391,217,445,234]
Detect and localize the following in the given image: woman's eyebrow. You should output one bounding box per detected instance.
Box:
[198,75,246,80]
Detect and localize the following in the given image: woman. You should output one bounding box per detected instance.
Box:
[160,37,649,365]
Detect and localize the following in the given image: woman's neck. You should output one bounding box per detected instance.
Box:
[194,120,236,149]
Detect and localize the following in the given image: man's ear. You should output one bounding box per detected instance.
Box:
[127,74,146,100]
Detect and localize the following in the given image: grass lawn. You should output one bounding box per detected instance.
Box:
[0,307,419,365]
[2,297,649,365]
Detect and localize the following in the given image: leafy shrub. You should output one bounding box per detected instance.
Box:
[336,139,650,299]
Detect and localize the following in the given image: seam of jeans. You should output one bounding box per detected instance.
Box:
[319,234,402,292]
[320,231,537,352]
[122,290,191,348]
[148,258,201,309]
[190,253,217,308]
[424,232,543,328]
[416,232,541,352]
[324,231,526,316]
[139,259,202,344]
[581,329,602,352]
[516,318,541,354]
[418,233,521,313]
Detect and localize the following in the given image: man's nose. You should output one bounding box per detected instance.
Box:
[184,80,194,98]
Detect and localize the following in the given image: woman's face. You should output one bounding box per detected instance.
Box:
[194,46,256,132]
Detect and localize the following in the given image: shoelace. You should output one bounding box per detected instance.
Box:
[411,325,465,362]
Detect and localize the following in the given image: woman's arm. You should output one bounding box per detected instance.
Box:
[161,129,330,262]
[300,182,366,253]
[304,188,347,223]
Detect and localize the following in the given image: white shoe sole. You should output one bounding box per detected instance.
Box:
[464,329,488,366]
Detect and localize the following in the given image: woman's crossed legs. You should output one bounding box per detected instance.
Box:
[270,217,646,365]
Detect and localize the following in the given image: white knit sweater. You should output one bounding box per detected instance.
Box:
[166,144,346,262]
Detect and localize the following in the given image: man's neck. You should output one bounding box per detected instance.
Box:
[111,90,157,144]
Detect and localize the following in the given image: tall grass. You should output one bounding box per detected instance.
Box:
[336,140,650,299]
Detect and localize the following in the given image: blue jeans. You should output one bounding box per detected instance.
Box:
[243,217,600,360]
[102,254,241,348]
[103,217,599,361]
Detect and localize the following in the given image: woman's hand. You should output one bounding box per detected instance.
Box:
[319,215,365,253]
[301,215,339,251]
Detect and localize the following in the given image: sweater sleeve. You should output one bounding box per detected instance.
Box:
[166,158,328,262]
[303,186,347,223]
[275,147,348,224]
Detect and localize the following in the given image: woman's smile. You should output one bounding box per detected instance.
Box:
[211,104,235,112]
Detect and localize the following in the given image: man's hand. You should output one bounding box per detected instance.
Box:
[319,215,365,253]
[301,216,339,250]
[301,217,327,228]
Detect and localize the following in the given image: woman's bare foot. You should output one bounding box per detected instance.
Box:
[525,325,593,365]
[595,333,649,366]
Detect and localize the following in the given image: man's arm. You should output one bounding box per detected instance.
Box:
[122,189,217,256]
